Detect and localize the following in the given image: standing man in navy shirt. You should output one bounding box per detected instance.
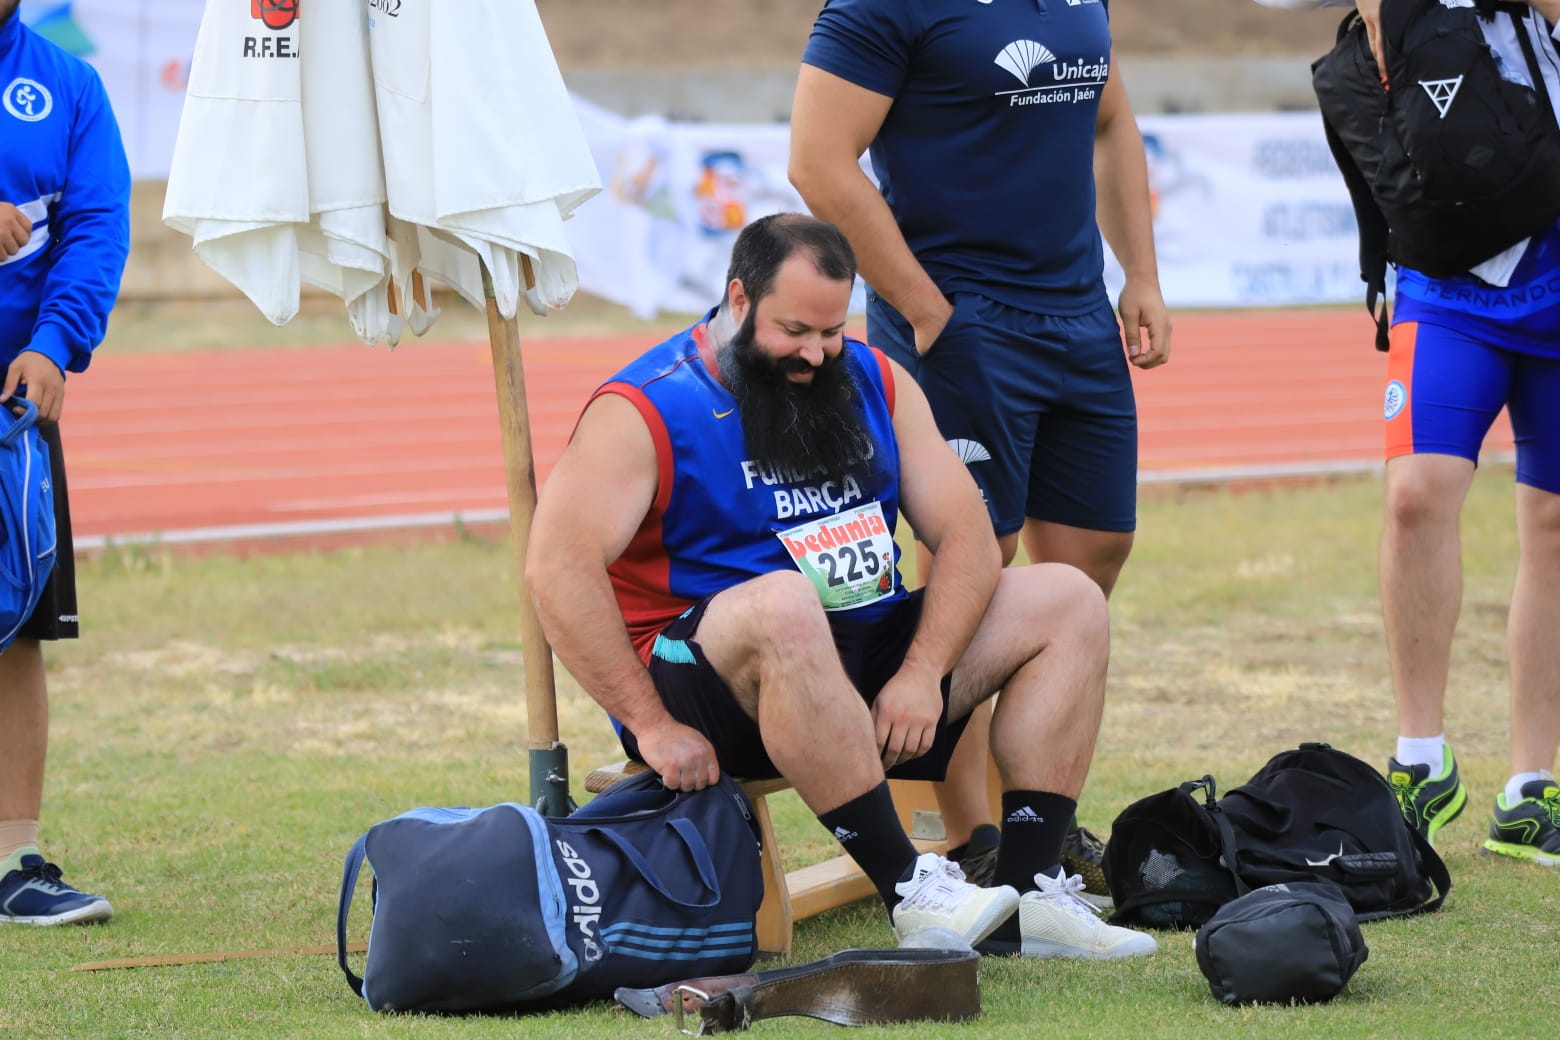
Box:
[0,0,129,924]
[790,0,1170,923]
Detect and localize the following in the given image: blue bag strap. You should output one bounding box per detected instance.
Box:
[336,833,369,997]
[584,817,721,910]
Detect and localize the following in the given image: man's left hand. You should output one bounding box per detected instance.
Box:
[0,202,30,258]
[3,351,65,423]
[871,662,944,771]
[1118,280,1172,370]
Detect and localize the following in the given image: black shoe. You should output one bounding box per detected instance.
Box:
[1482,779,1560,867]
[1386,747,1468,845]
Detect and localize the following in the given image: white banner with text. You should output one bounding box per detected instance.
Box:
[24,0,1359,313]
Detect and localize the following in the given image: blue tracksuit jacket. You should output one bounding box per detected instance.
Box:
[0,10,129,377]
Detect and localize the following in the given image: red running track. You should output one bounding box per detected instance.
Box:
[62,308,1513,548]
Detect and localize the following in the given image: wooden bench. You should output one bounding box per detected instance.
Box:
[583,762,951,957]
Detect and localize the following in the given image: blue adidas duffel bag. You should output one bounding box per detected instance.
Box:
[0,396,55,652]
[336,771,764,1013]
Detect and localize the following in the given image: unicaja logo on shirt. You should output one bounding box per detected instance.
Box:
[251,0,299,30]
[994,41,1108,106]
[2,79,52,122]
[995,40,1057,88]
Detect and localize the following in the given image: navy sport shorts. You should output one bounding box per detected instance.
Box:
[621,588,969,782]
[869,291,1137,536]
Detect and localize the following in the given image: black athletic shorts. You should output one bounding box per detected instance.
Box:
[19,421,78,641]
[621,588,969,782]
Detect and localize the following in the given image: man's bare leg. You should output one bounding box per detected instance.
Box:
[936,522,1129,883]
[1381,454,1475,740]
[695,571,1019,940]
[0,639,48,858]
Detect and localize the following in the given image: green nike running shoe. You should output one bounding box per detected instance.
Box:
[1483,779,1560,867]
[1386,747,1468,845]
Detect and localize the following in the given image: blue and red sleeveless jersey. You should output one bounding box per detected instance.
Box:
[596,316,906,659]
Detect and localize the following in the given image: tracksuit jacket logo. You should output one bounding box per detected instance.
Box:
[3,78,51,122]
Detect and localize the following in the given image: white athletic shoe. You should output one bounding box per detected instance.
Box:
[892,852,1019,948]
[1018,868,1158,959]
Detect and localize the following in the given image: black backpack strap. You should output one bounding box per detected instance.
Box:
[1318,114,1391,352]
[1316,11,1393,352]
[1182,775,1249,896]
[1400,825,1454,917]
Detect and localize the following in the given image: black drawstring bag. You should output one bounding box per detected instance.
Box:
[1195,881,1368,1006]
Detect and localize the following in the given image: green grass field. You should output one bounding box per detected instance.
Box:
[4,467,1556,1039]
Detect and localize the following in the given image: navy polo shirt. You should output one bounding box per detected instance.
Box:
[803,0,1112,316]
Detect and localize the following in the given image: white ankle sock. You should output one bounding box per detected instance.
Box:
[1505,771,1556,806]
[1395,735,1445,772]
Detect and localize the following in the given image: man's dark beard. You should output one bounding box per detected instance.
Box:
[717,311,874,481]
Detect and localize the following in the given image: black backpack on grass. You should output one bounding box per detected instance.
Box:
[1311,0,1560,349]
[1104,743,1452,930]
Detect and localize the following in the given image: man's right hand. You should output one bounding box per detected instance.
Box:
[0,203,30,258]
[910,295,955,357]
[634,720,721,792]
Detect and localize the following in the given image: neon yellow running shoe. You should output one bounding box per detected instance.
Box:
[1386,746,1468,845]
[1483,780,1560,867]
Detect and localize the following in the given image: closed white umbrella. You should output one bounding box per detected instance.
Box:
[164,0,601,815]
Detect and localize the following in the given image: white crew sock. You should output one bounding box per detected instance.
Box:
[1505,770,1556,807]
[1395,735,1446,772]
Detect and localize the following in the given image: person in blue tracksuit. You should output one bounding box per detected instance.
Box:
[0,0,129,925]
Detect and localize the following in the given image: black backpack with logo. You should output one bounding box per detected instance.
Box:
[1311,0,1560,349]
[1104,743,1453,930]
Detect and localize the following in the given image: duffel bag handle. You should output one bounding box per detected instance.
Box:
[585,818,721,910]
[336,834,370,997]
[0,396,38,446]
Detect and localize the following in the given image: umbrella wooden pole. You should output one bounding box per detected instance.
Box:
[482,260,571,817]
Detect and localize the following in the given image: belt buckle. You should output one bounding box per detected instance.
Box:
[672,984,711,1036]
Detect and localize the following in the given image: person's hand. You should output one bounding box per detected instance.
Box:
[910,295,955,357]
[1357,0,1385,76]
[1117,280,1172,369]
[0,203,30,258]
[871,660,944,770]
[634,720,721,792]
[3,351,65,423]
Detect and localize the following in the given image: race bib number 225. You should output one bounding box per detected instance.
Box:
[775,501,896,611]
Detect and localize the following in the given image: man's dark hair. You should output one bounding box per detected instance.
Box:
[722,213,856,307]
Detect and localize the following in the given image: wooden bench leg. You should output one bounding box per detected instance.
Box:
[749,795,793,958]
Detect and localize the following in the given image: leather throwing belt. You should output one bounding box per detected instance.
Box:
[614,947,980,1035]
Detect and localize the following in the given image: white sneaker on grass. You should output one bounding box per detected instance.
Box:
[1018,868,1157,959]
[892,851,1018,948]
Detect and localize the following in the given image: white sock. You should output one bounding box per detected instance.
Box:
[1395,735,1446,772]
[1505,770,1556,806]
